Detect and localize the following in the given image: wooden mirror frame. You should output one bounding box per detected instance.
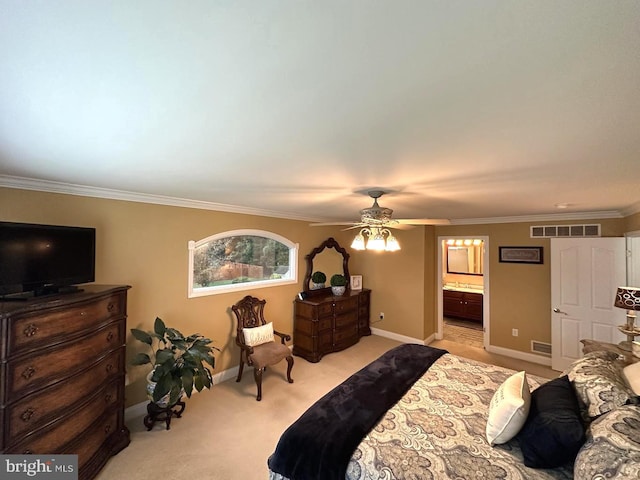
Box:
[303,237,350,295]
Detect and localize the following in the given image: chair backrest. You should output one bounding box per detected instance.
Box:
[232,295,268,345]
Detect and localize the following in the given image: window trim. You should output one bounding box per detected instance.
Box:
[188,229,298,298]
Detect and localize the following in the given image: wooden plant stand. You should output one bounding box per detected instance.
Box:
[143,398,186,431]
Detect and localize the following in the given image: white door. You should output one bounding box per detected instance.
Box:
[551,237,626,371]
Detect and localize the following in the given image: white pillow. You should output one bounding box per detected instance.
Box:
[622,362,640,395]
[486,371,531,446]
[243,322,274,347]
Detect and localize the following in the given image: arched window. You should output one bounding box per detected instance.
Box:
[188,229,298,297]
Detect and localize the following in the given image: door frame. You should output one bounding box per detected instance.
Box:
[436,235,490,349]
[626,229,640,286]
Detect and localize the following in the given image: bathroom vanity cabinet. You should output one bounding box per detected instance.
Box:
[443,289,483,323]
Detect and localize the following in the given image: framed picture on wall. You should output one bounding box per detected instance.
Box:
[499,246,543,264]
[350,275,362,290]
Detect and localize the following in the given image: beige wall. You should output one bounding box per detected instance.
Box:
[1,188,331,406]
[433,218,627,354]
[625,211,640,232]
[1,186,637,405]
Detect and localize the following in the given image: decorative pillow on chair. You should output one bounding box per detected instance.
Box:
[574,405,640,480]
[516,375,585,468]
[243,322,274,347]
[566,351,638,418]
[486,371,531,446]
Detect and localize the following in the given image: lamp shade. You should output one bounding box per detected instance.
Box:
[385,233,401,251]
[614,286,640,311]
[351,233,366,251]
[366,232,386,251]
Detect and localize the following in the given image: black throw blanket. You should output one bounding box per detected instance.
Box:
[267,343,448,480]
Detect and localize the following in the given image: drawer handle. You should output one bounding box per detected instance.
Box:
[80,311,86,316]
[106,364,114,373]
[107,302,115,312]
[104,424,112,434]
[21,366,36,380]
[105,393,113,403]
[107,331,115,342]
[23,324,39,337]
[21,408,36,422]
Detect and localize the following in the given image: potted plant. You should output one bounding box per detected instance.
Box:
[330,273,347,296]
[311,271,327,289]
[131,317,219,407]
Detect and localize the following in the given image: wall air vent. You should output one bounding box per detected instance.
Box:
[531,341,552,356]
[530,224,601,238]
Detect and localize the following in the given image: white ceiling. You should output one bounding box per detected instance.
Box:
[1,1,639,224]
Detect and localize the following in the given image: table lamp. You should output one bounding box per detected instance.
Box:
[614,286,640,351]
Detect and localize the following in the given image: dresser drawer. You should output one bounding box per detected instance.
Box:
[317,302,334,317]
[8,382,121,455]
[333,324,358,349]
[74,411,120,472]
[6,322,123,401]
[318,330,332,351]
[5,349,123,443]
[335,312,357,329]
[318,317,333,331]
[334,296,358,314]
[8,293,125,356]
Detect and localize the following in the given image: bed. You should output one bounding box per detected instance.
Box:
[268,344,640,480]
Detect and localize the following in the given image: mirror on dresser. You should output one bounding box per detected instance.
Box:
[302,237,351,293]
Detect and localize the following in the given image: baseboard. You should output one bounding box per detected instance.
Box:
[370,327,424,345]
[125,366,239,423]
[485,345,552,367]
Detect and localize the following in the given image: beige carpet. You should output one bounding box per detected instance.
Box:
[96,335,556,480]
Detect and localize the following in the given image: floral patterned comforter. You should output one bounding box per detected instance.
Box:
[270,353,573,480]
[346,353,572,480]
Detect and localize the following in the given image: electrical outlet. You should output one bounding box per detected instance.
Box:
[379,312,385,320]
[512,328,518,337]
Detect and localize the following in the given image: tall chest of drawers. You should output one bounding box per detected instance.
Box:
[0,285,130,480]
[293,289,371,363]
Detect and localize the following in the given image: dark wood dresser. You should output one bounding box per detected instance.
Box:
[0,285,130,480]
[293,288,371,363]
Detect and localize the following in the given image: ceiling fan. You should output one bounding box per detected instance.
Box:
[310,190,450,230]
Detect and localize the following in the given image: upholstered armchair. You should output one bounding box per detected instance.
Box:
[231,295,294,401]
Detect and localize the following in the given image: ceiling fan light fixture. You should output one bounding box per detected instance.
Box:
[351,232,366,250]
[366,231,386,251]
[353,227,400,252]
[385,232,401,252]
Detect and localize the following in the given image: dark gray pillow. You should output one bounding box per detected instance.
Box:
[516,375,585,468]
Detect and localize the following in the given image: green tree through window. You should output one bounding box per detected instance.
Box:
[188,230,298,297]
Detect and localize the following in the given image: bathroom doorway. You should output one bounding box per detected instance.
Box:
[436,236,490,349]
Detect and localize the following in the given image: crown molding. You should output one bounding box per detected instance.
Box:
[0,175,319,222]
[621,200,640,217]
[449,210,624,225]
[0,174,632,225]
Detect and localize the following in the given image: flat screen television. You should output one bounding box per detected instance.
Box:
[0,221,96,299]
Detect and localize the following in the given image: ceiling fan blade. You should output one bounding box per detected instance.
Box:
[309,222,359,227]
[396,218,451,226]
[387,223,416,230]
